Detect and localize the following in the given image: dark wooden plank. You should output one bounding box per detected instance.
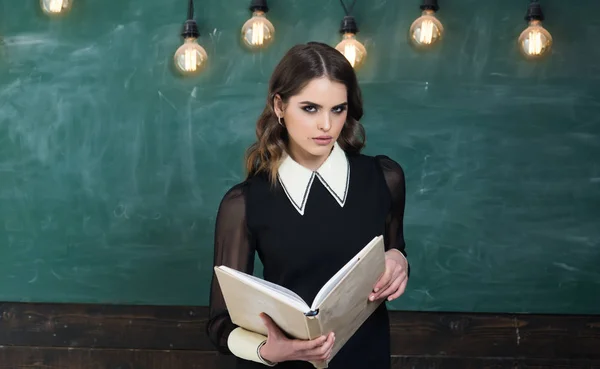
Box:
[0,345,226,369]
[389,310,600,359]
[1,346,599,369]
[392,356,600,369]
[0,302,212,351]
[1,301,599,361]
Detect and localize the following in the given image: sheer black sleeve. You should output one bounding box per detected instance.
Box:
[206,182,256,354]
[376,155,410,277]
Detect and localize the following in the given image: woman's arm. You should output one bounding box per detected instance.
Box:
[206,182,273,365]
[370,155,410,301]
[378,155,409,271]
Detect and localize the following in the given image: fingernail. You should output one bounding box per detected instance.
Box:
[374,288,379,292]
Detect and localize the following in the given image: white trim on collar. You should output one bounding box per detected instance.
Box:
[277,142,350,216]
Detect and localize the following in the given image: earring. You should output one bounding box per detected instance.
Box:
[278,116,283,126]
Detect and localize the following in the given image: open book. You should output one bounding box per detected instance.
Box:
[214,235,386,368]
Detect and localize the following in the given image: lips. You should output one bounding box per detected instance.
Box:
[313,136,333,145]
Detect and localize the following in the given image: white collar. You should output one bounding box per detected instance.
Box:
[277,142,350,215]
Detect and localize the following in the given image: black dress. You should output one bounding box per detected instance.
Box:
[206,143,409,369]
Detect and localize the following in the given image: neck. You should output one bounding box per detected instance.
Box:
[287,143,332,171]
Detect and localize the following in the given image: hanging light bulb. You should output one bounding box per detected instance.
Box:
[241,0,275,50]
[518,0,552,59]
[409,0,444,49]
[335,16,367,69]
[173,0,208,76]
[40,0,72,15]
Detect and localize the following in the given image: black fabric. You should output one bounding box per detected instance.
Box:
[206,153,408,369]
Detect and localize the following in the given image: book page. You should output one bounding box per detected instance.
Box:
[313,235,386,362]
[311,236,382,310]
[311,257,359,310]
[218,266,309,312]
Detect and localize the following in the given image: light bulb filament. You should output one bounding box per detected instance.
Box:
[49,0,64,12]
[251,21,265,45]
[528,30,543,55]
[184,47,197,72]
[344,44,357,67]
[420,20,434,44]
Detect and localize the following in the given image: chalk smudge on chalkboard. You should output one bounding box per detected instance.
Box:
[51,269,63,280]
[114,204,130,219]
[418,155,431,194]
[553,263,579,272]
[209,28,221,45]
[414,288,434,301]
[124,68,138,89]
[3,34,55,47]
[28,270,38,284]
[158,90,177,111]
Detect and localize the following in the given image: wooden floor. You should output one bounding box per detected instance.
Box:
[0,302,599,368]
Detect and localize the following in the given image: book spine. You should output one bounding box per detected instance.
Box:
[305,314,329,368]
[304,312,323,339]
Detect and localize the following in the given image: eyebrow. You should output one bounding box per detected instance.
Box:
[298,101,348,108]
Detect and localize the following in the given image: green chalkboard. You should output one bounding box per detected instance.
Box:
[0,0,599,314]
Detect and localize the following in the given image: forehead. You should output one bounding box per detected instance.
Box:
[290,77,347,103]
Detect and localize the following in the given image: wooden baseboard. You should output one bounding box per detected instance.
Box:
[1,302,599,368]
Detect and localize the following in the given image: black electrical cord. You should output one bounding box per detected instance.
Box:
[181,0,199,38]
[339,0,358,34]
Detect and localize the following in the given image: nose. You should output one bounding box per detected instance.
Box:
[318,113,332,132]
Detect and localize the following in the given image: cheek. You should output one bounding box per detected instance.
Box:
[285,112,314,137]
[333,114,347,133]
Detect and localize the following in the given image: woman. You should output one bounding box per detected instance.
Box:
[206,41,409,368]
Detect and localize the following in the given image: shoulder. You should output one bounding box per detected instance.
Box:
[348,153,405,182]
[348,153,405,201]
[374,154,405,187]
[217,180,253,216]
[220,181,247,203]
[218,173,271,211]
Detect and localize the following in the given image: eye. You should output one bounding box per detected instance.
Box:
[302,105,318,113]
[332,106,347,114]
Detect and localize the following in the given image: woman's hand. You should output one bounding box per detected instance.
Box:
[259,313,335,364]
[370,249,408,302]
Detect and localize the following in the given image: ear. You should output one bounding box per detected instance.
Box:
[273,94,284,118]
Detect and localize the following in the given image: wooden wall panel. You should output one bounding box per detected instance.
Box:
[1,302,599,368]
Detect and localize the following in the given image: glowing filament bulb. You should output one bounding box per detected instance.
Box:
[41,0,72,15]
[518,20,552,58]
[241,11,275,49]
[174,38,208,75]
[409,9,444,48]
[335,33,367,69]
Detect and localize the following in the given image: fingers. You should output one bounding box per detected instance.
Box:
[371,269,407,301]
[371,266,399,301]
[260,313,282,337]
[373,262,393,293]
[303,334,329,350]
[296,332,335,361]
[373,274,400,300]
[307,332,335,361]
[387,276,408,301]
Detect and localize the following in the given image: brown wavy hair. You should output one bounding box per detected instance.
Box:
[244,41,366,184]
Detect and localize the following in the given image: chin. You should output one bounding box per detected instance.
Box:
[305,143,335,157]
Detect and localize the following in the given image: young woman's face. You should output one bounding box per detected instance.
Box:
[275,77,348,167]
